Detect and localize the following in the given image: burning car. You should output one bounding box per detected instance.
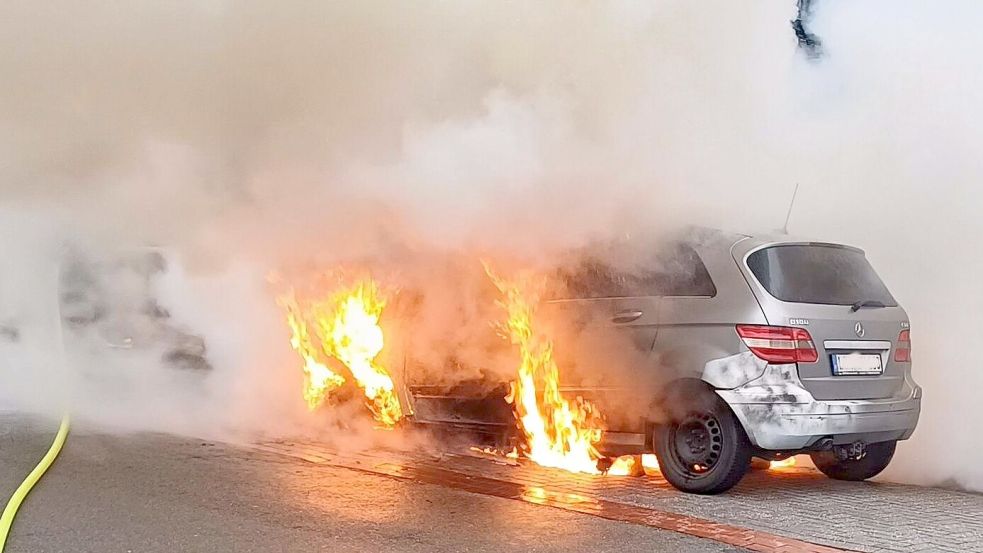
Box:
[398,229,921,494]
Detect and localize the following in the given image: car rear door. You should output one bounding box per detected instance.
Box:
[542,257,662,391]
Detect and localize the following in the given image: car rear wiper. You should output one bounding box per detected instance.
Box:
[850,299,886,312]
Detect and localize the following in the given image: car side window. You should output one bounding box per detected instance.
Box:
[555,242,716,299]
[556,260,636,299]
[646,243,717,297]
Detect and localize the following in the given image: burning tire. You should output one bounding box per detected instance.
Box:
[653,382,751,495]
[809,440,896,481]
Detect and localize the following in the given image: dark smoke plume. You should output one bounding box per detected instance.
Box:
[792,0,823,59]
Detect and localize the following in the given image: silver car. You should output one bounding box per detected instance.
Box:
[401,228,921,494]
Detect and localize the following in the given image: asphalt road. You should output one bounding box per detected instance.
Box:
[0,415,739,553]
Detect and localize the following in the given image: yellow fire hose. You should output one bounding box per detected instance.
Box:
[0,415,70,552]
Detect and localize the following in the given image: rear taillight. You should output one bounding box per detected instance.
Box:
[736,324,818,364]
[895,329,911,363]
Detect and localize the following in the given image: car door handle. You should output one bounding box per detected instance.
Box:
[611,310,643,324]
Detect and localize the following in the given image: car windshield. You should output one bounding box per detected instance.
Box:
[746,244,897,306]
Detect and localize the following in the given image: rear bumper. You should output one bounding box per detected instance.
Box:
[715,363,921,451]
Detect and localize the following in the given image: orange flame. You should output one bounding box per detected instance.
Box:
[279,293,346,410]
[486,266,604,474]
[607,456,638,476]
[279,280,402,427]
[607,454,661,476]
[641,453,661,472]
[770,456,797,469]
[317,281,402,426]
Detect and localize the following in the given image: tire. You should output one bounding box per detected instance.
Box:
[809,441,896,481]
[653,383,752,495]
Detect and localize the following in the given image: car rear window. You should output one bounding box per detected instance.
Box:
[746,244,897,306]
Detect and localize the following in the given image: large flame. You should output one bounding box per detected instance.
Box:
[279,279,402,427]
[487,267,604,474]
[279,293,346,410]
[318,281,403,427]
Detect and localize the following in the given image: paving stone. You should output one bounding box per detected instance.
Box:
[256,441,983,553]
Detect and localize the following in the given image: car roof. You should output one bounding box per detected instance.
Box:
[683,227,866,266]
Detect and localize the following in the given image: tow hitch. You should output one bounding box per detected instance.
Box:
[834,441,867,461]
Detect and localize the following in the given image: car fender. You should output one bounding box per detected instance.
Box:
[701,351,767,390]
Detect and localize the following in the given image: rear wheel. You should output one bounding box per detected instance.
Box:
[810,441,896,481]
[653,385,751,495]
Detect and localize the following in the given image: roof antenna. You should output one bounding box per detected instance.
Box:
[781,183,800,235]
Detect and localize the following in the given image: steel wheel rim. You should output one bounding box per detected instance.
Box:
[668,412,723,477]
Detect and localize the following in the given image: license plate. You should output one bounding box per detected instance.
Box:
[831,353,883,376]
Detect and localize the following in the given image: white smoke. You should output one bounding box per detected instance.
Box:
[0,1,980,490]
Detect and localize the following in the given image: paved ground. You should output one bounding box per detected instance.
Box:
[0,415,738,553]
[253,439,983,553]
[2,415,981,552]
